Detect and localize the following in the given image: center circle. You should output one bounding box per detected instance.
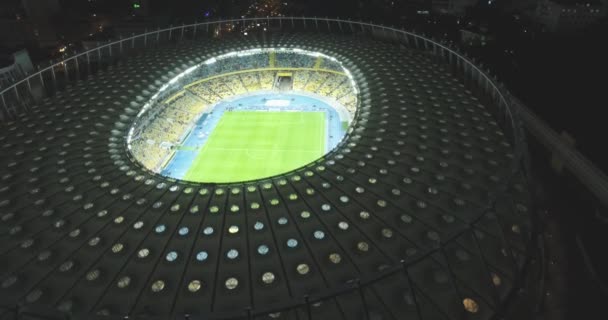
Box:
[127,48,359,183]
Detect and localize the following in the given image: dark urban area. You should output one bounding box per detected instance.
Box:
[0,1,606,320]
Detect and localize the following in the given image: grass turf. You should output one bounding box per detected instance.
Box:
[184,111,326,183]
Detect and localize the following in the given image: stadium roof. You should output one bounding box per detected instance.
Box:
[0,30,534,319]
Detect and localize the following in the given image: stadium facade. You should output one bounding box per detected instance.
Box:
[0,17,556,320]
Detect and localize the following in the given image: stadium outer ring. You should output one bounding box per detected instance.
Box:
[0,17,539,320]
[0,17,527,188]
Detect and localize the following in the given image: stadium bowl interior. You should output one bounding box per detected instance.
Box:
[0,24,536,320]
[128,47,359,184]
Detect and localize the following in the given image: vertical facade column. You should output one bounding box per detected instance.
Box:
[50,64,57,90]
[63,60,70,85]
[1,93,7,117]
[74,57,80,81]
[193,21,197,39]
[11,86,20,115]
[291,17,295,28]
[14,86,20,102]
[485,77,489,93]
[357,281,371,320]
[157,28,161,42]
[449,51,453,68]
[39,70,45,89]
[169,26,173,40]
[144,30,148,46]
[86,52,91,75]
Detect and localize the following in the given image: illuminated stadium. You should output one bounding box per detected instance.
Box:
[127,48,359,183]
[0,18,542,320]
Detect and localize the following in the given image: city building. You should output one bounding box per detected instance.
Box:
[0,48,33,87]
[536,0,606,31]
[0,0,60,48]
[20,0,61,46]
[431,0,478,16]
[460,25,495,46]
[20,0,60,18]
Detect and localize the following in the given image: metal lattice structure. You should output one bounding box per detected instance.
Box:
[0,18,538,320]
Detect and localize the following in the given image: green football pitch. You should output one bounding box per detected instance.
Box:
[184,111,326,183]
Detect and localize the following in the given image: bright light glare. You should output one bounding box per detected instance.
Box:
[265,100,291,107]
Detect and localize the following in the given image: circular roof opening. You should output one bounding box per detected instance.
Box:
[127,48,359,183]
